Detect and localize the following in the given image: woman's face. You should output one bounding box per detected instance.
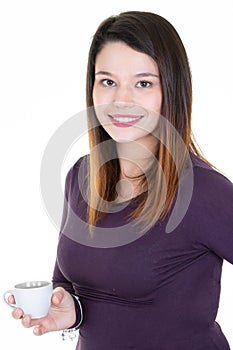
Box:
[92,41,162,144]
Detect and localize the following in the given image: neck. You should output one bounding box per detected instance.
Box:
[116,134,158,178]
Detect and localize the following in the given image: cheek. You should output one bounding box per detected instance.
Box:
[136,92,162,114]
[94,105,109,128]
[92,84,101,103]
[92,86,99,105]
[151,93,162,112]
[93,87,111,106]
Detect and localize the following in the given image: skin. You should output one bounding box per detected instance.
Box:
[93,41,162,145]
[93,41,162,200]
[10,287,76,335]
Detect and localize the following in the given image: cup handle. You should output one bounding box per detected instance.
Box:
[3,290,17,309]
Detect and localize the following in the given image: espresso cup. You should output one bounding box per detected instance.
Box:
[3,280,53,319]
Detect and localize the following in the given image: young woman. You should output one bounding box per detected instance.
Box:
[11,11,233,350]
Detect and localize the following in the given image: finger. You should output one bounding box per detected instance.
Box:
[52,287,74,308]
[31,316,56,336]
[21,314,47,328]
[12,308,24,320]
[8,295,15,304]
[52,293,62,305]
[21,315,32,328]
[33,325,47,336]
[51,288,64,306]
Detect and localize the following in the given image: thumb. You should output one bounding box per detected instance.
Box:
[51,287,65,306]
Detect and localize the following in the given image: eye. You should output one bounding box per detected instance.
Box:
[101,79,116,87]
[136,81,152,88]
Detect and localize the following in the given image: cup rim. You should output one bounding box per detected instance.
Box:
[14,281,52,289]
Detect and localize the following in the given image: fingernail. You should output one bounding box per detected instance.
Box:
[34,327,42,336]
[33,327,39,335]
[54,295,60,303]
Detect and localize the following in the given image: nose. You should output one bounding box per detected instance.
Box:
[113,85,134,105]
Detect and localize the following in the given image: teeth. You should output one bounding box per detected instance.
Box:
[112,116,141,123]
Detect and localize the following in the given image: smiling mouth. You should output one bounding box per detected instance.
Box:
[108,114,143,124]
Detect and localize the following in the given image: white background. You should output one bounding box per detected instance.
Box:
[1,0,233,349]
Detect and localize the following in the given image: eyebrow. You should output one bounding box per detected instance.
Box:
[95,71,159,78]
[135,72,160,78]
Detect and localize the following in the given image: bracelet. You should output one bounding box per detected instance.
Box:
[61,295,83,341]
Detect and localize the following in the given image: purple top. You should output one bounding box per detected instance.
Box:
[53,153,233,349]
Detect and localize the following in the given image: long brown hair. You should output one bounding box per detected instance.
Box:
[85,11,210,235]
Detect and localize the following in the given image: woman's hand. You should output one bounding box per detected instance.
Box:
[10,287,76,336]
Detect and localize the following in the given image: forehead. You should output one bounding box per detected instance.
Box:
[95,41,159,74]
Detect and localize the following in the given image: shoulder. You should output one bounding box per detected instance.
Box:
[189,153,233,203]
[184,153,233,231]
[166,153,233,235]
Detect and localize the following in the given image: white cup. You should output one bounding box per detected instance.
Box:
[3,280,53,319]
